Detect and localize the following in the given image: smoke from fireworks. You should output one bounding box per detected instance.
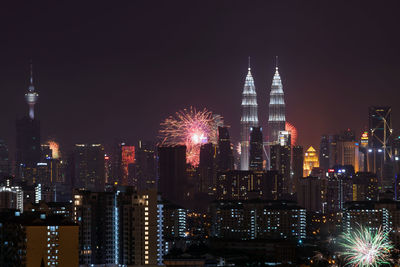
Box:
[159,107,223,166]
[339,225,393,267]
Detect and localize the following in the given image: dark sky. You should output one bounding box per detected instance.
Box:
[2,1,400,155]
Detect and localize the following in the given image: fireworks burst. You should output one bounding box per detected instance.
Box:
[159,107,223,166]
[339,225,393,267]
[47,140,60,159]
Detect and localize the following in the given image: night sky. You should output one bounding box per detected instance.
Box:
[2,1,400,155]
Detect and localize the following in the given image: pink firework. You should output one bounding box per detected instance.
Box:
[159,107,223,166]
[285,122,298,146]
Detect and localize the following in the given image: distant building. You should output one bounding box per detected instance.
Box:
[72,143,105,192]
[134,140,157,190]
[325,169,353,213]
[158,146,187,206]
[199,143,216,194]
[270,141,291,195]
[319,135,330,171]
[303,146,319,177]
[336,140,359,172]
[210,200,306,241]
[217,126,234,171]
[249,127,263,171]
[296,176,325,212]
[216,170,266,200]
[16,66,41,182]
[0,139,10,178]
[368,106,393,188]
[352,172,378,201]
[292,145,304,182]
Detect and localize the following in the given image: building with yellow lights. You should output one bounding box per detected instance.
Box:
[303,146,319,177]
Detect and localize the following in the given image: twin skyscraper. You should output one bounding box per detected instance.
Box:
[240,57,286,170]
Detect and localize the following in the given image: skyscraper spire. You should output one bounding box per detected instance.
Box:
[25,61,39,119]
[268,57,285,143]
[240,57,259,170]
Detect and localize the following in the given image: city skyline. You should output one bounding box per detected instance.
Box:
[2,1,400,154]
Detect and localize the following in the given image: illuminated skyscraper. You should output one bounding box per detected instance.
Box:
[16,65,41,180]
[303,146,319,177]
[268,59,285,144]
[25,63,39,120]
[240,58,258,170]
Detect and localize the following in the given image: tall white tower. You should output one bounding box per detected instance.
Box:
[24,63,39,119]
[268,57,285,144]
[240,57,259,170]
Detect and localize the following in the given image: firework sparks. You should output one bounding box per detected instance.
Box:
[339,225,393,267]
[159,107,223,166]
[48,140,60,159]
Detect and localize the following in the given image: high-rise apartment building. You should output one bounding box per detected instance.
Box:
[73,190,118,265]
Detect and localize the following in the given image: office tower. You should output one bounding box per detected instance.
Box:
[369,106,392,159]
[249,127,263,171]
[292,146,304,180]
[133,140,157,190]
[73,191,118,265]
[303,146,319,177]
[199,143,216,193]
[325,169,353,213]
[319,135,330,171]
[217,126,234,171]
[268,61,286,144]
[216,170,265,200]
[240,58,259,170]
[296,176,325,212]
[353,172,378,201]
[270,142,291,195]
[121,145,135,186]
[336,140,360,172]
[16,67,41,183]
[0,211,78,267]
[72,144,105,192]
[328,135,338,168]
[158,146,187,206]
[368,106,393,190]
[0,139,9,178]
[118,188,163,266]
